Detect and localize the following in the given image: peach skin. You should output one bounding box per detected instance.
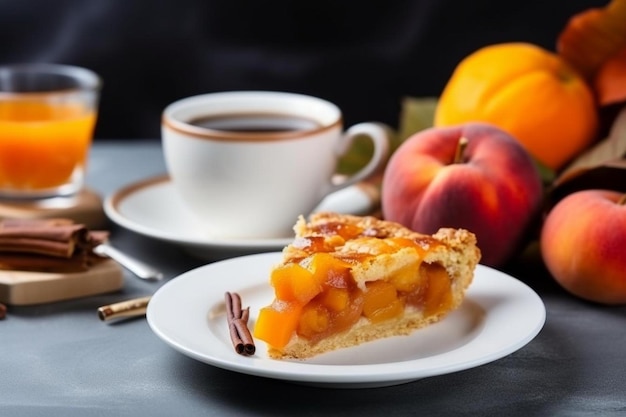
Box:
[541,190,626,305]
[382,122,543,267]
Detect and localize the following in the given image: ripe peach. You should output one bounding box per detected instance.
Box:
[381,122,543,267]
[434,42,598,171]
[540,190,626,305]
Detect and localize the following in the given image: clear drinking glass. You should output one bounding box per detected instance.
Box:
[0,63,101,199]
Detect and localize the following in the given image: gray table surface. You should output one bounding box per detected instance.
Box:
[2,140,625,417]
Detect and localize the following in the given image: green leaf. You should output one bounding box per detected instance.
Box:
[532,157,557,189]
[337,124,397,176]
[338,96,437,176]
[398,96,438,142]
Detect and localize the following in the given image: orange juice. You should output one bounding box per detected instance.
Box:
[0,100,96,191]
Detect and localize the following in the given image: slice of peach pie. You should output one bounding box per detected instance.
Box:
[253,212,481,359]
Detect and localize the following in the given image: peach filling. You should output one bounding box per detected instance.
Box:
[254,252,453,349]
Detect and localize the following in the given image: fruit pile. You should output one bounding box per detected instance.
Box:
[381,0,626,305]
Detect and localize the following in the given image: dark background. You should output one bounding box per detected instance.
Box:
[0,0,609,139]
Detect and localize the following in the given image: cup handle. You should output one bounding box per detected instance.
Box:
[326,122,390,194]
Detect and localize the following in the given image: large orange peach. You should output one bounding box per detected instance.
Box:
[540,190,626,305]
[434,42,598,171]
[381,122,543,267]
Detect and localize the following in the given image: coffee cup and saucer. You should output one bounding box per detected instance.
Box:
[104,91,390,260]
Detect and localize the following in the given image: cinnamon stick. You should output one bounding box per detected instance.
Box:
[0,236,79,258]
[225,292,255,355]
[97,296,151,322]
[0,219,90,257]
[0,218,108,272]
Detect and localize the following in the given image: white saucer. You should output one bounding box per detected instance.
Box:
[147,253,546,388]
[104,175,379,259]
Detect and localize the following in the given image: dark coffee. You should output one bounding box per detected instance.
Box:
[188,113,322,133]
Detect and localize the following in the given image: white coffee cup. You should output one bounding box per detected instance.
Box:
[161,91,389,239]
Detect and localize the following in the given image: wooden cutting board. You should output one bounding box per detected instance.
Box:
[0,259,124,306]
[0,187,107,229]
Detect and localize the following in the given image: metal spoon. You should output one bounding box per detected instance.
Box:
[93,242,163,281]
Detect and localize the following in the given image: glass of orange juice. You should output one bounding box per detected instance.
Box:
[0,64,101,199]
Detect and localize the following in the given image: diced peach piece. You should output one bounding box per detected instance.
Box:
[405,285,427,308]
[270,263,322,304]
[367,298,405,323]
[332,288,364,333]
[388,260,422,292]
[253,300,302,348]
[325,267,354,290]
[304,252,351,287]
[296,303,330,338]
[362,281,399,320]
[422,263,453,317]
[319,287,349,312]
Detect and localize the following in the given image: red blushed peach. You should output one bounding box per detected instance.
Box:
[540,190,626,305]
[381,122,543,267]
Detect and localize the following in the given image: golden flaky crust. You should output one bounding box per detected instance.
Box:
[268,212,481,360]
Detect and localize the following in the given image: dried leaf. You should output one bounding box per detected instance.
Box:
[548,159,626,206]
[594,46,626,106]
[557,0,626,81]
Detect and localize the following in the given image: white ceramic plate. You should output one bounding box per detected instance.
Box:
[147,252,546,389]
[104,176,378,260]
